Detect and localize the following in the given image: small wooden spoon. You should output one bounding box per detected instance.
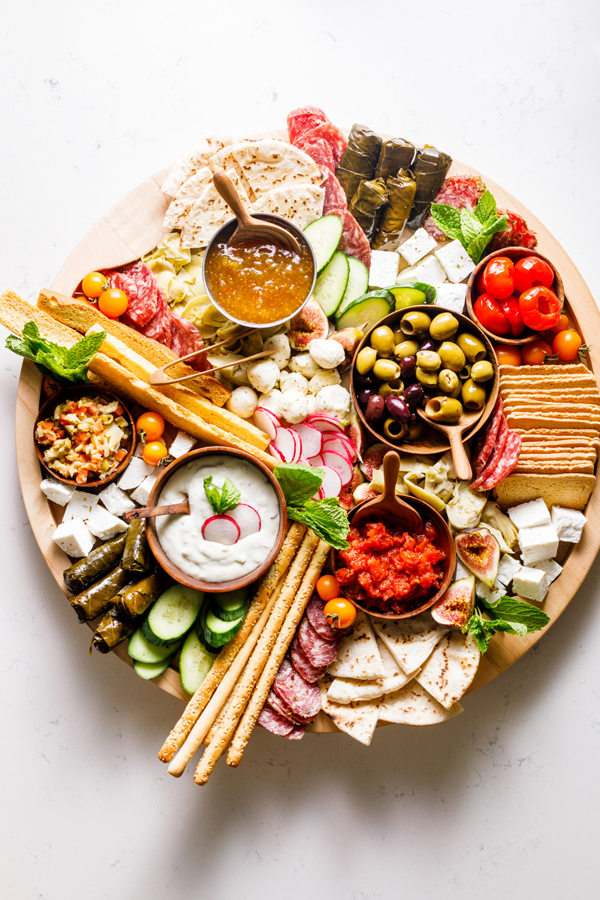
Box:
[417,405,483,481]
[123,499,190,521]
[212,171,301,256]
[351,451,423,532]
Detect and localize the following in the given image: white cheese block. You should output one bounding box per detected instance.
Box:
[398,228,437,266]
[507,498,551,529]
[86,506,129,541]
[434,283,467,314]
[531,558,563,585]
[551,506,587,543]
[519,522,559,565]
[495,553,522,588]
[368,250,400,289]
[52,517,95,558]
[169,431,197,458]
[434,240,476,283]
[62,490,99,523]
[40,478,76,507]
[118,457,156,491]
[98,483,137,517]
[513,565,549,603]
[476,581,503,605]
[395,255,447,287]
[130,471,162,507]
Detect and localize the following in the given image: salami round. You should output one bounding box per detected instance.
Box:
[336,208,371,268]
[294,136,336,175]
[273,658,321,721]
[258,704,294,737]
[170,313,208,369]
[298,618,339,668]
[322,176,348,214]
[471,416,509,490]
[285,724,305,740]
[290,635,327,684]
[478,431,522,490]
[268,686,312,725]
[472,397,504,476]
[138,286,173,347]
[488,209,537,252]
[121,262,158,327]
[306,597,338,641]
[424,175,485,241]
[287,106,329,145]
[300,121,347,167]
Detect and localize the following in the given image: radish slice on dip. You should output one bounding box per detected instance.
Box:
[201,515,241,545]
[228,503,261,539]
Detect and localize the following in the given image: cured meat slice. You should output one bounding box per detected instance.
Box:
[287,106,329,145]
[138,286,173,347]
[285,724,305,740]
[300,121,347,167]
[106,270,138,305]
[423,175,485,241]
[471,416,509,490]
[305,597,338,642]
[170,313,208,370]
[477,431,522,489]
[268,686,312,725]
[336,208,371,268]
[471,397,504,476]
[294,136,336,175]
[273,658,321,720]
[121,262,158,327]
[258,704,294,737]
[290,635,328,684]
[488,209,537,252]
[298,618,339,668]
[322,176,348,215]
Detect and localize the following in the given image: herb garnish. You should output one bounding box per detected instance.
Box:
[430,190,507,263]
[5,321,106,384]
[274,463,350,550]
[203,476,241,514]
[467,593,550,654]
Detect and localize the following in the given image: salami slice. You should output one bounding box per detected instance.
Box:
[298,618,339,668]
[121,262,158,327]
[477,431,522,489]
[471,397,504,476]
[170,313,208,369]
[300,121,347,167]
[139,286,173,347]
[273,658,321,721]
[294,136,336,175]
[268,686,312,725]
[258,704,294,737]
[287,106,329,145]
[337,208,371,268]
[424,175,485,241]
[322,176,348,214]
[290,635,328,684]
[471,416,509,490]
[306,597,338,641]
[285,724,305,740]
[106,270,138,305]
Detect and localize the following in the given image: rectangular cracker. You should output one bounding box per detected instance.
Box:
[506,415,600,431]
[494,474,596,511]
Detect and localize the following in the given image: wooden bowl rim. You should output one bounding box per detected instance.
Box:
[145,445,288,593]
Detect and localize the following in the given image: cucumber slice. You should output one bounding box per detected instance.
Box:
[338,257,370,317]
[335,291,394,332]
[146,585,204,644]
[179,630,218,695]
[386,282,437,307]
[204,608,246,648]
[133,656,176,680]
[212,586,250,622]
[312,251,350,317]
[195,607,222,652]
[304,215,343,274]
[128,627,181,664]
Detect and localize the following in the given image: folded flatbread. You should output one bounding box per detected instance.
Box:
[415,630,480,709]
[379,680,463,726]
[327,612,385,680]
[164,166,213,229]
[249,184,325,231]
[326,638,418,704]
[232,140,327,199]
[161,133,233,197]
[373,613,449,674]
[320,677,380,746]
[180,168,250,248]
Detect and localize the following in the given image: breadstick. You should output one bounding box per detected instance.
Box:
[193,531,320,785]
[227,540,330,767]
[158,523,304,762]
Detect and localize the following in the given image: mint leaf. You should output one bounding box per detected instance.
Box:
[274,463,324,506]
[474,190,497,225]
[6,321,103,384]
[467,215,508,263]
[460,208,483,245]
[66,330,105,370]
[203,476,221,511]
[287,498,350,550]
[430,204,464,243]
[203,476,240,514]
[480,594,550,631]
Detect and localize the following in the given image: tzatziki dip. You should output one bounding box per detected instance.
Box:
[156,455,280,583]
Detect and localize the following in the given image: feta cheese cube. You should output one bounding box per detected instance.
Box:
[130,471,161,507]
[531,558,563,585]
[495,553,522,588]
[86,506,129,541]
[63,490,99,523]
[513,565,549,603]
[519,522,559,565]
[476,580,503,605]
[368,250,400,289]
[40,478,75,507]
[551,506,587,543]
[52,517,95,558]
[169,431,197,458]
[396,255,447,287]
[98,482,137,517]
[507,498,551,530]
[118,457,156,491]
[398,228,437,266]
[434,240,476,283]
[434,283,467,314]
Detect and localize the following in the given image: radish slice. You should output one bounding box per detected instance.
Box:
[310,486,326,501]
[269,443,285,462]
[273,427,299,463]
[322,436,354,464]
[324,431,357,457]
[253,407,281,440]
[306,414,345,434]
[289,423,322,459]
[228,503,261,538]
[319,466,343,498]
[322,451,353,486]
[202,515,240,545]
[309,453,326,468]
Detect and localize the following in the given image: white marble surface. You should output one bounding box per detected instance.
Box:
[2,2,600,897]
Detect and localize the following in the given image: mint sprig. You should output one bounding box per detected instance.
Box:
[274,463,350,550]
[466,594,550,654]
[431,189,507,264]
[203,476,241,514]
[6,321,106,383]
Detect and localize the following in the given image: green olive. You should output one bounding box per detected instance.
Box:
[383,418,407,441]
[448,382,462,399]
[406,417,424,440]
[394,339,419,358]
[373,358,401,381]
[429,312,459,341]
[438,341,466,372]
[457,332,487,363]
[355,346,377,375]
[425,396,463,423]
[378,378,404,398]
[470,360,495,383]
[370,325,395,357]
[416,350,441,372]
[400,310,432,338]
[438,368,460,394]
[415,367,439,388]
[457,365,472,381]
[461,378,487,410]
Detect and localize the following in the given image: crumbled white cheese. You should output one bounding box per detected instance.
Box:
[308,368,341,394]
[168,431,197,458]
[279,371,309,395]
[508,498,551,529]
[130,471,162,507]
[280,390,308,424]
[63,491,99,523]
[398,228,437,266]
[53,517,95,558]
[454,559,472,580]
[519,522,559,565]
[308,338,345,370]
[104,422,125,452]
[396,255,447,287]
[434,283,467,314]
[98,483,137,517]
[87,506,129,540]
[368,250,400,289]
[118,457,156,491]
[551,506,587,543]
[476,580,503,605]
[226,386,259,419]
[40,478,75,507]
[288,353,319,379]
[495,554,522,588]
[513,565,549,603]
[434,240,476,283]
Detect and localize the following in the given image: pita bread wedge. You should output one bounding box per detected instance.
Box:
[379,680,463,726]
[161,133,234,197]
[180,168,250,248]
[232,140,327,199]
[320,678,380,746]
[163,166,213,229]
[249,184,325,231]
[327,611,385,680]
[372,612,449,674]
[415,631,480,709]
[326,639,418,704]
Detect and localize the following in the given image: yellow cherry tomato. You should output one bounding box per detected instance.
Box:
[136,411,165,442]
[98,288,128,318]
[81,271,109,299]
[316,574,341,601]
[142,440,169,466]
[323,598,356,631]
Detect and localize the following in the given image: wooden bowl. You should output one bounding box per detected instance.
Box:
[34,385,136,489]
[466,246,565,346]
[331,493,456,620]
[350,306,499,456]
[146,446,287,593]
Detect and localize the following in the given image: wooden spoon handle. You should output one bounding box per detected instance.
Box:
[382,451,401,503]
[212,171,253,227]
[447,428,472,481]
[123,499,190,521]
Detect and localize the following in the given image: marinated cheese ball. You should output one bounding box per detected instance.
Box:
[308,368,341,394]
[247,358,280,393]
[308,338,346,370]
[313,385,351,418]
[226,386,259,419]
[289,352,320,378]
[263,333,291,369]
[257,388,284,418]
[280,371,309,395]
[280,389,308,424]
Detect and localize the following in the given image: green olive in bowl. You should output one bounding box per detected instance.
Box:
[429,312,459,341]
[400,310,432,338]
[373,359,401,381]
[438,341,466,372]
[416,350,441,372]
[461,378,487,410]
[456,333,486,363]
[370,325,395,357]
[438,368,460,394]
[470,360,494,383]
[425,396,464,423]
[394,339,419,359]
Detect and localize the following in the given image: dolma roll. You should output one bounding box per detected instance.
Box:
[373,169,417,248]
[63,534,127,595]
[112,572,168,620]
[69,566,131,622]
[375,138,415,180]
[336,124,383,203]
[407,147,452,231]
[121,518,151,574]
[349,178,389,242]
[90,608,138,654]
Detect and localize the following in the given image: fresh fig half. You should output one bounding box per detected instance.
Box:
[431,576,475,630]
[455,529,500,588]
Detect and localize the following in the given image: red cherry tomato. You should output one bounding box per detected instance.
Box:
[474,294,511,336]
[499,296,525,337]
[551,313,571,334]
[481,257,515,300]
[512,256,554,293]
[316,575,341,602]
[552,329,584,362]
[521,339,553,366]
[98,288,129,318]
[494,344,522,367]
[323,598,356,630]
[518,286,562,331]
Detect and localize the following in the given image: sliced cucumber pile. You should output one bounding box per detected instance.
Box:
[338,257,369,317]
[179,630,218,695]
[144,585,204,645]
[312,250,350,317]
[210,586,249,622]
[128,628,181,665]
[134,656,177,680]
[203,607,247,648]
[335,290,395,332]
[304,214,343,273]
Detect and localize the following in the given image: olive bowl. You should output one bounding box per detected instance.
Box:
[350,305,499,456]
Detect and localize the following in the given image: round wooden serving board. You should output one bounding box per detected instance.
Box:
[15,128,600,733]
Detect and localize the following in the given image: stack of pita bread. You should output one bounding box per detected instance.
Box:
[319,611,480,745]
[161,133,328,248]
